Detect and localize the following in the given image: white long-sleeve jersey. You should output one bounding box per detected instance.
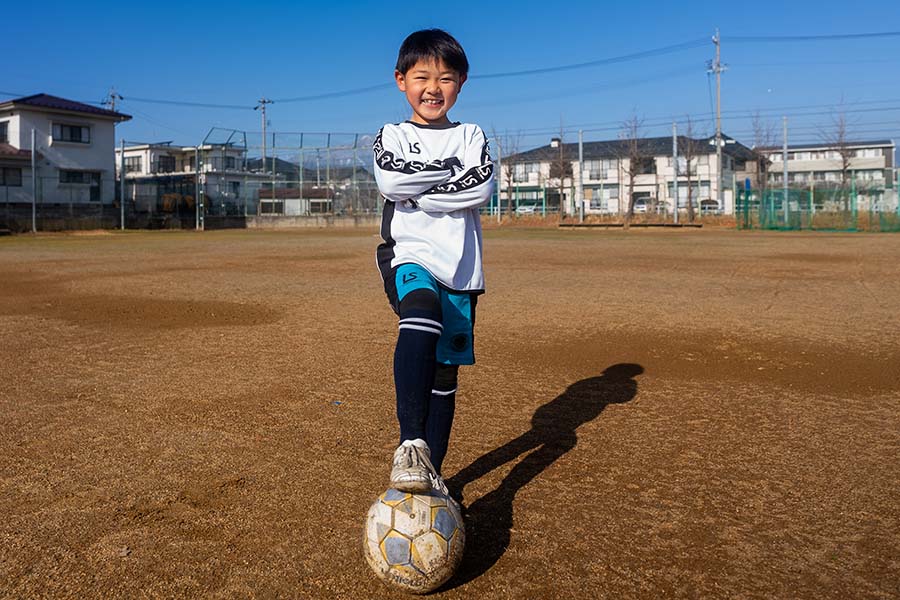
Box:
[374,121,494,293]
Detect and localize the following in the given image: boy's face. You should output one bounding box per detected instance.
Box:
[395,58,466,126]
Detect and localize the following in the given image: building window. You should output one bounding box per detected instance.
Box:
[0,121,8,144]
[52,123,91,144]
[1,167,23,186]
[512,162,540,183]
[854,148,883,158]
[588,184,618,210]
[856,169,884,181]
[60,170,100,185]
[633,157,656,175]
[230,181,241,196]
[225,156,236,169]
[157,155,176,173]
[124,156,142,173]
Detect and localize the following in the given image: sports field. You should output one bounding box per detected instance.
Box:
[1,227,898,599]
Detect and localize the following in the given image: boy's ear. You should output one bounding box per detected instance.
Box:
[458,73,467,91]
[394,70,407,92]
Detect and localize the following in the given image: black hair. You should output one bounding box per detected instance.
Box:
[395,29,469,77]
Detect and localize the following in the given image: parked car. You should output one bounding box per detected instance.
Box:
[700,199,720,215]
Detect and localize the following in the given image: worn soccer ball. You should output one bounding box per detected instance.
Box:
[363,488,465,594]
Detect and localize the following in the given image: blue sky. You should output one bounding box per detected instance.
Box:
[3,0,899,152]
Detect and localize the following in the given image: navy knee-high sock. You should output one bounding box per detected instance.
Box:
[395,290,442,445]
[426,364,458,475]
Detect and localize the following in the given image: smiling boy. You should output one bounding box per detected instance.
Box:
[374,29,494,497]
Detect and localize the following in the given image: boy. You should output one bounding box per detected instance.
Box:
[373,29,494,497]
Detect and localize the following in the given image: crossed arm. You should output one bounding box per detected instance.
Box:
[374,126,494,213]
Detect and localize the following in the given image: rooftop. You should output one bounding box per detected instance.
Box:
[0,143,33,160]
[0,93,131,121]
[758,139,894,152]
[509,134,755,162]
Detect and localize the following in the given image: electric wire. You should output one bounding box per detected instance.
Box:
[727,31,900,43]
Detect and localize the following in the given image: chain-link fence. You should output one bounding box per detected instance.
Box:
[736,171,900,232]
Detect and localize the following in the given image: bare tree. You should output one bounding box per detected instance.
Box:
[679,116,703,223]
[490,128,522,219]
[617,115,649,228]
[821,104,854,209]
[548,123,572,220]
[750,111,776,198]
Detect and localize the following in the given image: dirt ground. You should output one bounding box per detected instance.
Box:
[1,227,898,599]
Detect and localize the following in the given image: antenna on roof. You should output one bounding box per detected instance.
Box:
[102,87,124,112]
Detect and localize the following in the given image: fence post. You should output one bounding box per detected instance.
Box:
[31,128,37,233]
[120,138,126,230]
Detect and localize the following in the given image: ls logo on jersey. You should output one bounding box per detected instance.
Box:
[408,142,422,154]
[402,272,418,284]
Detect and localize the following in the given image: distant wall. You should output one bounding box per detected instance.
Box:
[1,202,381,232]
[206,215,380,229]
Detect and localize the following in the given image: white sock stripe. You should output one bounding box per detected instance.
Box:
[398,323,442,335]
[431,387,457,396]
[398,317,443,329]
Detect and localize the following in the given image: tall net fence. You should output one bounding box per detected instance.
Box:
[243,131,382,217]
[736,172,900,232]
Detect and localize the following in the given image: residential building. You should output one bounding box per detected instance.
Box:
[0,93,130,206]
[760,140,895,206]
[501,134,756,216]
[116,142,275,217]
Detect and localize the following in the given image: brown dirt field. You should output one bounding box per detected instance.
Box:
[1,228,898,599]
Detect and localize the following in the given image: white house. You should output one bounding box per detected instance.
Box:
[500,134,756,217]
[0,93,130,206]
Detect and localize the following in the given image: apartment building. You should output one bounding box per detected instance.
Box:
[762,140,895,188]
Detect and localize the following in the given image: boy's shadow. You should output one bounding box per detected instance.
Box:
[443,363,643,588]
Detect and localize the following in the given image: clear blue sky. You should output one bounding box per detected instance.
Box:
[3,0,899,152]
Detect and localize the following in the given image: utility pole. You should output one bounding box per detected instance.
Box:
[103,87,123,112]
[672,122,679,224]
[708,30,727,213]
[254,97,273,172]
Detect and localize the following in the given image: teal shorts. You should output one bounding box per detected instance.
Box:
[388,263,476,365]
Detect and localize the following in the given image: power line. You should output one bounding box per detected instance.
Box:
[470,38,708,80]
[273,38,710,103]
[727,30,900,43]
[273,83,393,104]
[123,95,252,110]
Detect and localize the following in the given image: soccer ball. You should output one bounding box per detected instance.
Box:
[363,488,465,594]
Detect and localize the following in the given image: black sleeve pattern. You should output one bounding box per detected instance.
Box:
[373,129,462,174]
[424,137,493,195]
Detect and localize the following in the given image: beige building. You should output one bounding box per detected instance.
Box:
[762,139,894,187]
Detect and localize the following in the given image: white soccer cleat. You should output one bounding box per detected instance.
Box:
[390,439,435,494]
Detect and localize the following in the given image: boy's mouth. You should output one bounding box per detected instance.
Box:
[421,98,443,107]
